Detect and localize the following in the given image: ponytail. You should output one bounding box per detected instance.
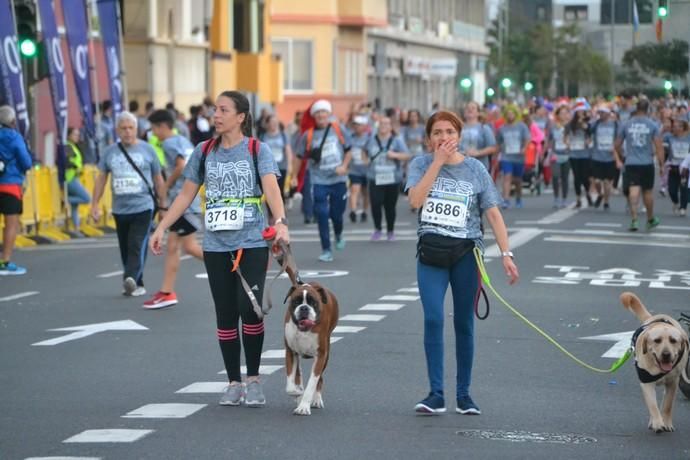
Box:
[242,111,254,137]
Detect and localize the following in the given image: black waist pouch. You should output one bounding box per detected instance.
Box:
[417,233,475,268]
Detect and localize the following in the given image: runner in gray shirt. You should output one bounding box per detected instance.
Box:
[589,107,618,210]
[348,115,371,223]
[460,102,497,171]
[496,105,530,208]
[614,99,664,231]
[140,109,203,310]
[91,111,165,297]
[150,91,289,408]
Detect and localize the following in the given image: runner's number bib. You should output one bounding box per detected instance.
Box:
[597,130,614,150]
[205,201,245,231]
[113,176,143,195]
[271,145,284,163]
[570,136,585,150]
[375,164,396,185]
[421,193,469,228]
[319,139,340,170]
[350,147,363,165]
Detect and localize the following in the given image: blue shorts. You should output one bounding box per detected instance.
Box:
[500,161,524,177]
[348,174,368,186]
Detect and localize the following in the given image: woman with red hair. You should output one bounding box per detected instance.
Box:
[406,110,519,416]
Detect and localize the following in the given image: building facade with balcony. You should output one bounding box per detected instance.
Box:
[367,0,490,113]
[269,0,386,122]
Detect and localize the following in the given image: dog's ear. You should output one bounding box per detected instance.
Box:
[312,284,329,304]
[283,286,296,305]
[641,335,648,355]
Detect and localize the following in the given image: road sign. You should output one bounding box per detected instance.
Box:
[32,320,148,346]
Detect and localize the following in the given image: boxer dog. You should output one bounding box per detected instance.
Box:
[283,270,339,416]
[621,292,689,433]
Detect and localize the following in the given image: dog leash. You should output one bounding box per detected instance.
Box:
[472,247,631,374]
[229,248,266,320]
[262,227,303,315]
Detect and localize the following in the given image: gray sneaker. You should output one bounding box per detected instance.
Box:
[244,380,266,407]
[219,383,245,406]
[123,277,137,296]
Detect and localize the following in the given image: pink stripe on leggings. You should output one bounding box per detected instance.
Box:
[217,328,238,341]
[242,322,264,335]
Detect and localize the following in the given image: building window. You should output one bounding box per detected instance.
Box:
[564,5,588,22]
[271,38,313,92]
[536,5,546,20]
[601,0,652,25]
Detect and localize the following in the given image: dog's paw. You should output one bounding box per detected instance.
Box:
[311,392,324,409]
[286,384,304,397]
[648,417,667,433]
[293,403,312,416]
[662,419,675,432]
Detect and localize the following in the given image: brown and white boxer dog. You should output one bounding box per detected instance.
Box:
[283,279,339,416]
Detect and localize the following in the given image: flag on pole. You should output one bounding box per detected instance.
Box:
[632,0,640,43]
[96,0,123,140]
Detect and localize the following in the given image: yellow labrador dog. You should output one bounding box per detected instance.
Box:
[621,292,690,433]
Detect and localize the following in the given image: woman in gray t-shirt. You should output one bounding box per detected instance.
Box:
[150,91,289,408]
[406,110,519,416]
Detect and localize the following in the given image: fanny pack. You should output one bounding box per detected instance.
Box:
[416,233,475,268]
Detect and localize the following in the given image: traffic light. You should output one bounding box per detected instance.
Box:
[486,88,495,97]
[664,80,673,91]
[501,78,512,89]
[658,0,668,18]
[524,81,534,92]
[460,78,472,91]
[14,0,38,59]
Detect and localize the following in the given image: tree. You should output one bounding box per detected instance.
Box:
[622,40,689,79]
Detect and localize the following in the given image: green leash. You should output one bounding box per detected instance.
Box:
[473,247,631,374]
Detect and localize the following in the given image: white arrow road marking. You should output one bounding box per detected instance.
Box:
[0,291,39,302]
[32,320,148,346]
[581,331,634,359]
[484,228,543,259]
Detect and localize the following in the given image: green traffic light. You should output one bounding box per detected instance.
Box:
[19,38,37,57]
[487,88,495,97]
[524,81,534,91]
[501,78,512,89]
[460,78,472,90]
[664,80,672,91]
[657,6,668,17]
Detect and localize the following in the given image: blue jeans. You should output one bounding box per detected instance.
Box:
[313,182,347,251]
[67,179,91,228]
[417,252,479,398]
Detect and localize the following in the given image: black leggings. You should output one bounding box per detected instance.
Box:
[569,158,590,197]
[204,247,269,382]
[668,166,688,210]
[370,183,399,232]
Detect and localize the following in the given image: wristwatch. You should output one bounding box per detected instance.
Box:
[501,251,514,259]
[275,217,289,226]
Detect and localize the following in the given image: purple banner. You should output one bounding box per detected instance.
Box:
[0,0,30,137]
[63,0,95,140]
[96,0,123,139]
[37,0,68,179]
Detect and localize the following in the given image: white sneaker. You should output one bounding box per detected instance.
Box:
[131,287,147,297]
[123,277,137,296]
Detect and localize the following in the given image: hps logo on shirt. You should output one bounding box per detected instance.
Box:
[206,160,255,199]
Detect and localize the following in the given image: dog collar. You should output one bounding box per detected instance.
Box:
[631,319,684,384]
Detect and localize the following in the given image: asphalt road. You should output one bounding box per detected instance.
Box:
[2,188,690,460]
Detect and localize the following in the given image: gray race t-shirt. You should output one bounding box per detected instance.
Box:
[404,125,426,158]
[365,134,409,185]
[591,121,617,163]
[261,131,289,171]
[348,132,370,177]
[162,135,201,213]
[548,125,569,164]
[296,123,352,185]
[664,133,690,165]
[497,122,530,163]
[460,122,497,170]
[618,116,660,165]
[566,127,590,159]
[98,141,161,215]
[184,137,280,252]
[405,156,501,246]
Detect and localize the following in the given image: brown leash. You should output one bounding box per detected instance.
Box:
[262,227,303,315]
